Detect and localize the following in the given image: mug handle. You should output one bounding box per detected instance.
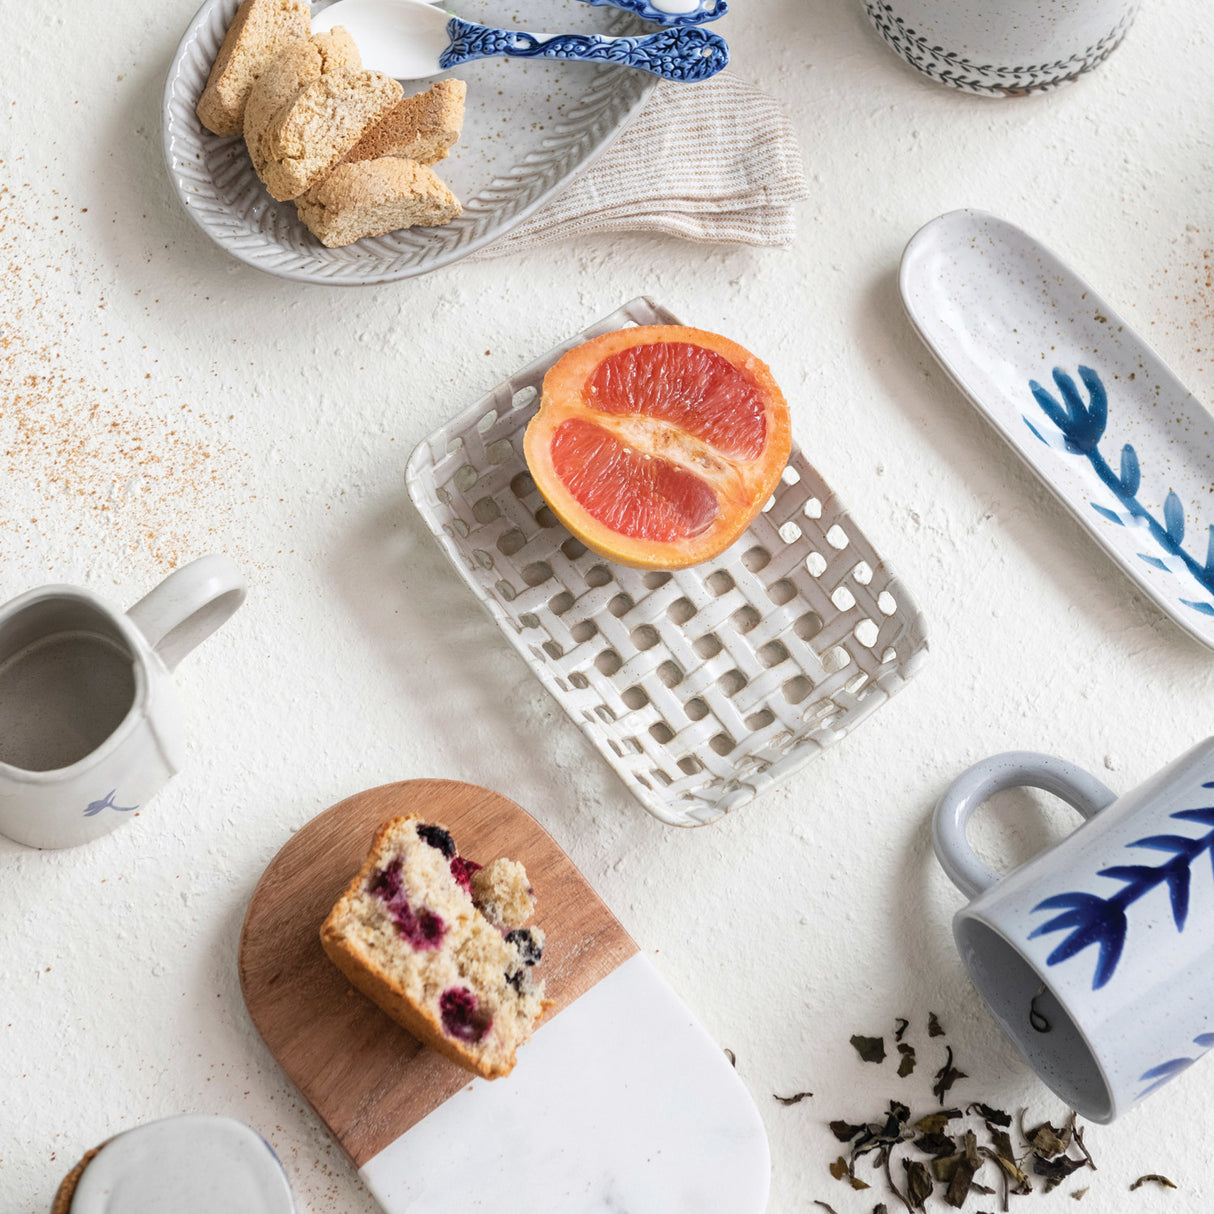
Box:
[932,752,1117,899]
[126,554,247,672]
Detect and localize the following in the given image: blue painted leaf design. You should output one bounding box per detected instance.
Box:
[1099,864,1160,884]
[1024,418,1049,446]
[1119,443,1140,496]
[1077,366,1108,433]
[1164,491,1186,544]
[1128,833,1204,856]
[1029,379,1071,433]
[1194,1033,1214,1048]
[1030,892,1127,989]
[1137,1056,1195,1099]
[1091,503,1125,525]
[1181,598,1214,616]
[1140,1057,1195,1081]
[1138,553,1170,571]
[1207,525,1214,576]
[1171,806,1214,825]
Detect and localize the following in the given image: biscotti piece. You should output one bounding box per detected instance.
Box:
[295,158,461,247]
[243,29,360,183]
[320,815,547,1079]
[344,79,467,166]
[196,0,311,136]
[259,69,403,201]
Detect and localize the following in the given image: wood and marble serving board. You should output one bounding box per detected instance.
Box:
[239,780,769,1214]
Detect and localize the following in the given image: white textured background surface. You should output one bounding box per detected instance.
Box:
[3,0,1214,1211]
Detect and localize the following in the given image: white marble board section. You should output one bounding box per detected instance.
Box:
[358,954,770,1214]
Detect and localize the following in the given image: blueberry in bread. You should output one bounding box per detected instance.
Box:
[320,815,548,1079]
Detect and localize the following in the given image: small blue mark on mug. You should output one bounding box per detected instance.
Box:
[83,790,139,817]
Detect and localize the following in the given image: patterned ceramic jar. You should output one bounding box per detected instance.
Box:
[934,738,1214,1121]
[861,0,1141,96]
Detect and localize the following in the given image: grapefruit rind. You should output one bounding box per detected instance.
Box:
[523,326,791,571]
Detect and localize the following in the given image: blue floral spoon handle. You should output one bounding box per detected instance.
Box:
[441,18,728,81]
[312,0,730,83]
[576,0,728,26]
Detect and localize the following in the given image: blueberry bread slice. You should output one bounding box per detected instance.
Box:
[320,815,548,1079]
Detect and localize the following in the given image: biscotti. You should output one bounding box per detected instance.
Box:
[320,815,547,1079]
[243,29,361,185]
[295,158,462,247]
[344,79,467,167]
[259,68,403,200]
[195,0,311,136]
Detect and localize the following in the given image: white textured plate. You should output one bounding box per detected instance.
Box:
[901,209,1214,650]
[162,0,655,284]
[406,298,929,826]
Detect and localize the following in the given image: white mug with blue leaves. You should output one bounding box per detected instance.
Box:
[934,739,1214,1122]
[0,555,246,849]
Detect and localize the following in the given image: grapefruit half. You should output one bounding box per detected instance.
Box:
[523,326,791,570]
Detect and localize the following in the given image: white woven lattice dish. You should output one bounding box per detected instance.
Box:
[406,300,929,826]
[163,0,654,284]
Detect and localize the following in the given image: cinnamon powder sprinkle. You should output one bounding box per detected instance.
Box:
[0,175,247,570]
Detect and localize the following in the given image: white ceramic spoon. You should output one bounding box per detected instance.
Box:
[312,0,729,81]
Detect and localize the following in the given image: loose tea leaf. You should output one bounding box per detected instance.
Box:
[1071,1188,1089,1200]
[774,1091,813,1106]
[928,1012,945,1037]
[967,1103,1012,1128]
[898,1043,917,1077]
[852,1034,887,1064]
[895,1018,910,1042]
[813,1203,841,1214]
[915,1110,961,1135]
[932,1046,968,1104]
[830,1119,866,1142]
[1129,1174,1178,1191]
[903,1159,934,1210]
[723,1048,736,1067]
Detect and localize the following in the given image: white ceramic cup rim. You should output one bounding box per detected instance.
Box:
[0,585,153,784]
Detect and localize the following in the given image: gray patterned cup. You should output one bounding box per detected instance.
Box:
[860,0,1141,96]
[934,738,1214,1122]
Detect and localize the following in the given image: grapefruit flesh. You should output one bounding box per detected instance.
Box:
[524,326,791,570]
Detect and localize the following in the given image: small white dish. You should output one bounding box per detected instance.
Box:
[67,1115,294,1214]
[406,298,928,826]
[162,0,656,284]
[901,209,1214,650]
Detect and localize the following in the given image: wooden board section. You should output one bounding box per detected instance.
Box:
[239,780,637,1167]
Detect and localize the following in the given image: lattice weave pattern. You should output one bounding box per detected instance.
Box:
[407,300,928,825]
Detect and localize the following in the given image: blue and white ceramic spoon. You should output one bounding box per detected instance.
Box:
[577,0,728,26]
[312,0,728,81]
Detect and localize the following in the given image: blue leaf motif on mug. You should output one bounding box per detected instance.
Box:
[83,789,139,817]
[1029,782,1214,990]
[1137,1033,1214,1100]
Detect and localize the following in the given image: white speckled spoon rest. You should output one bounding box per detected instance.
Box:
[901,209,1214,650]
[239,780,769,1214]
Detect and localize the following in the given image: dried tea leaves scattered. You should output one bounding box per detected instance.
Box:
[774,1090,813,1106]
[1129,1174,1178,1191]
[852,1034,887,1064]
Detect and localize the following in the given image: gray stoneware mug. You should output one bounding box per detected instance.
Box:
[860,0,1141,96]
[934,738,1214,1122]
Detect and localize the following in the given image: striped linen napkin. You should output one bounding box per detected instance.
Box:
[473,72,809,258]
